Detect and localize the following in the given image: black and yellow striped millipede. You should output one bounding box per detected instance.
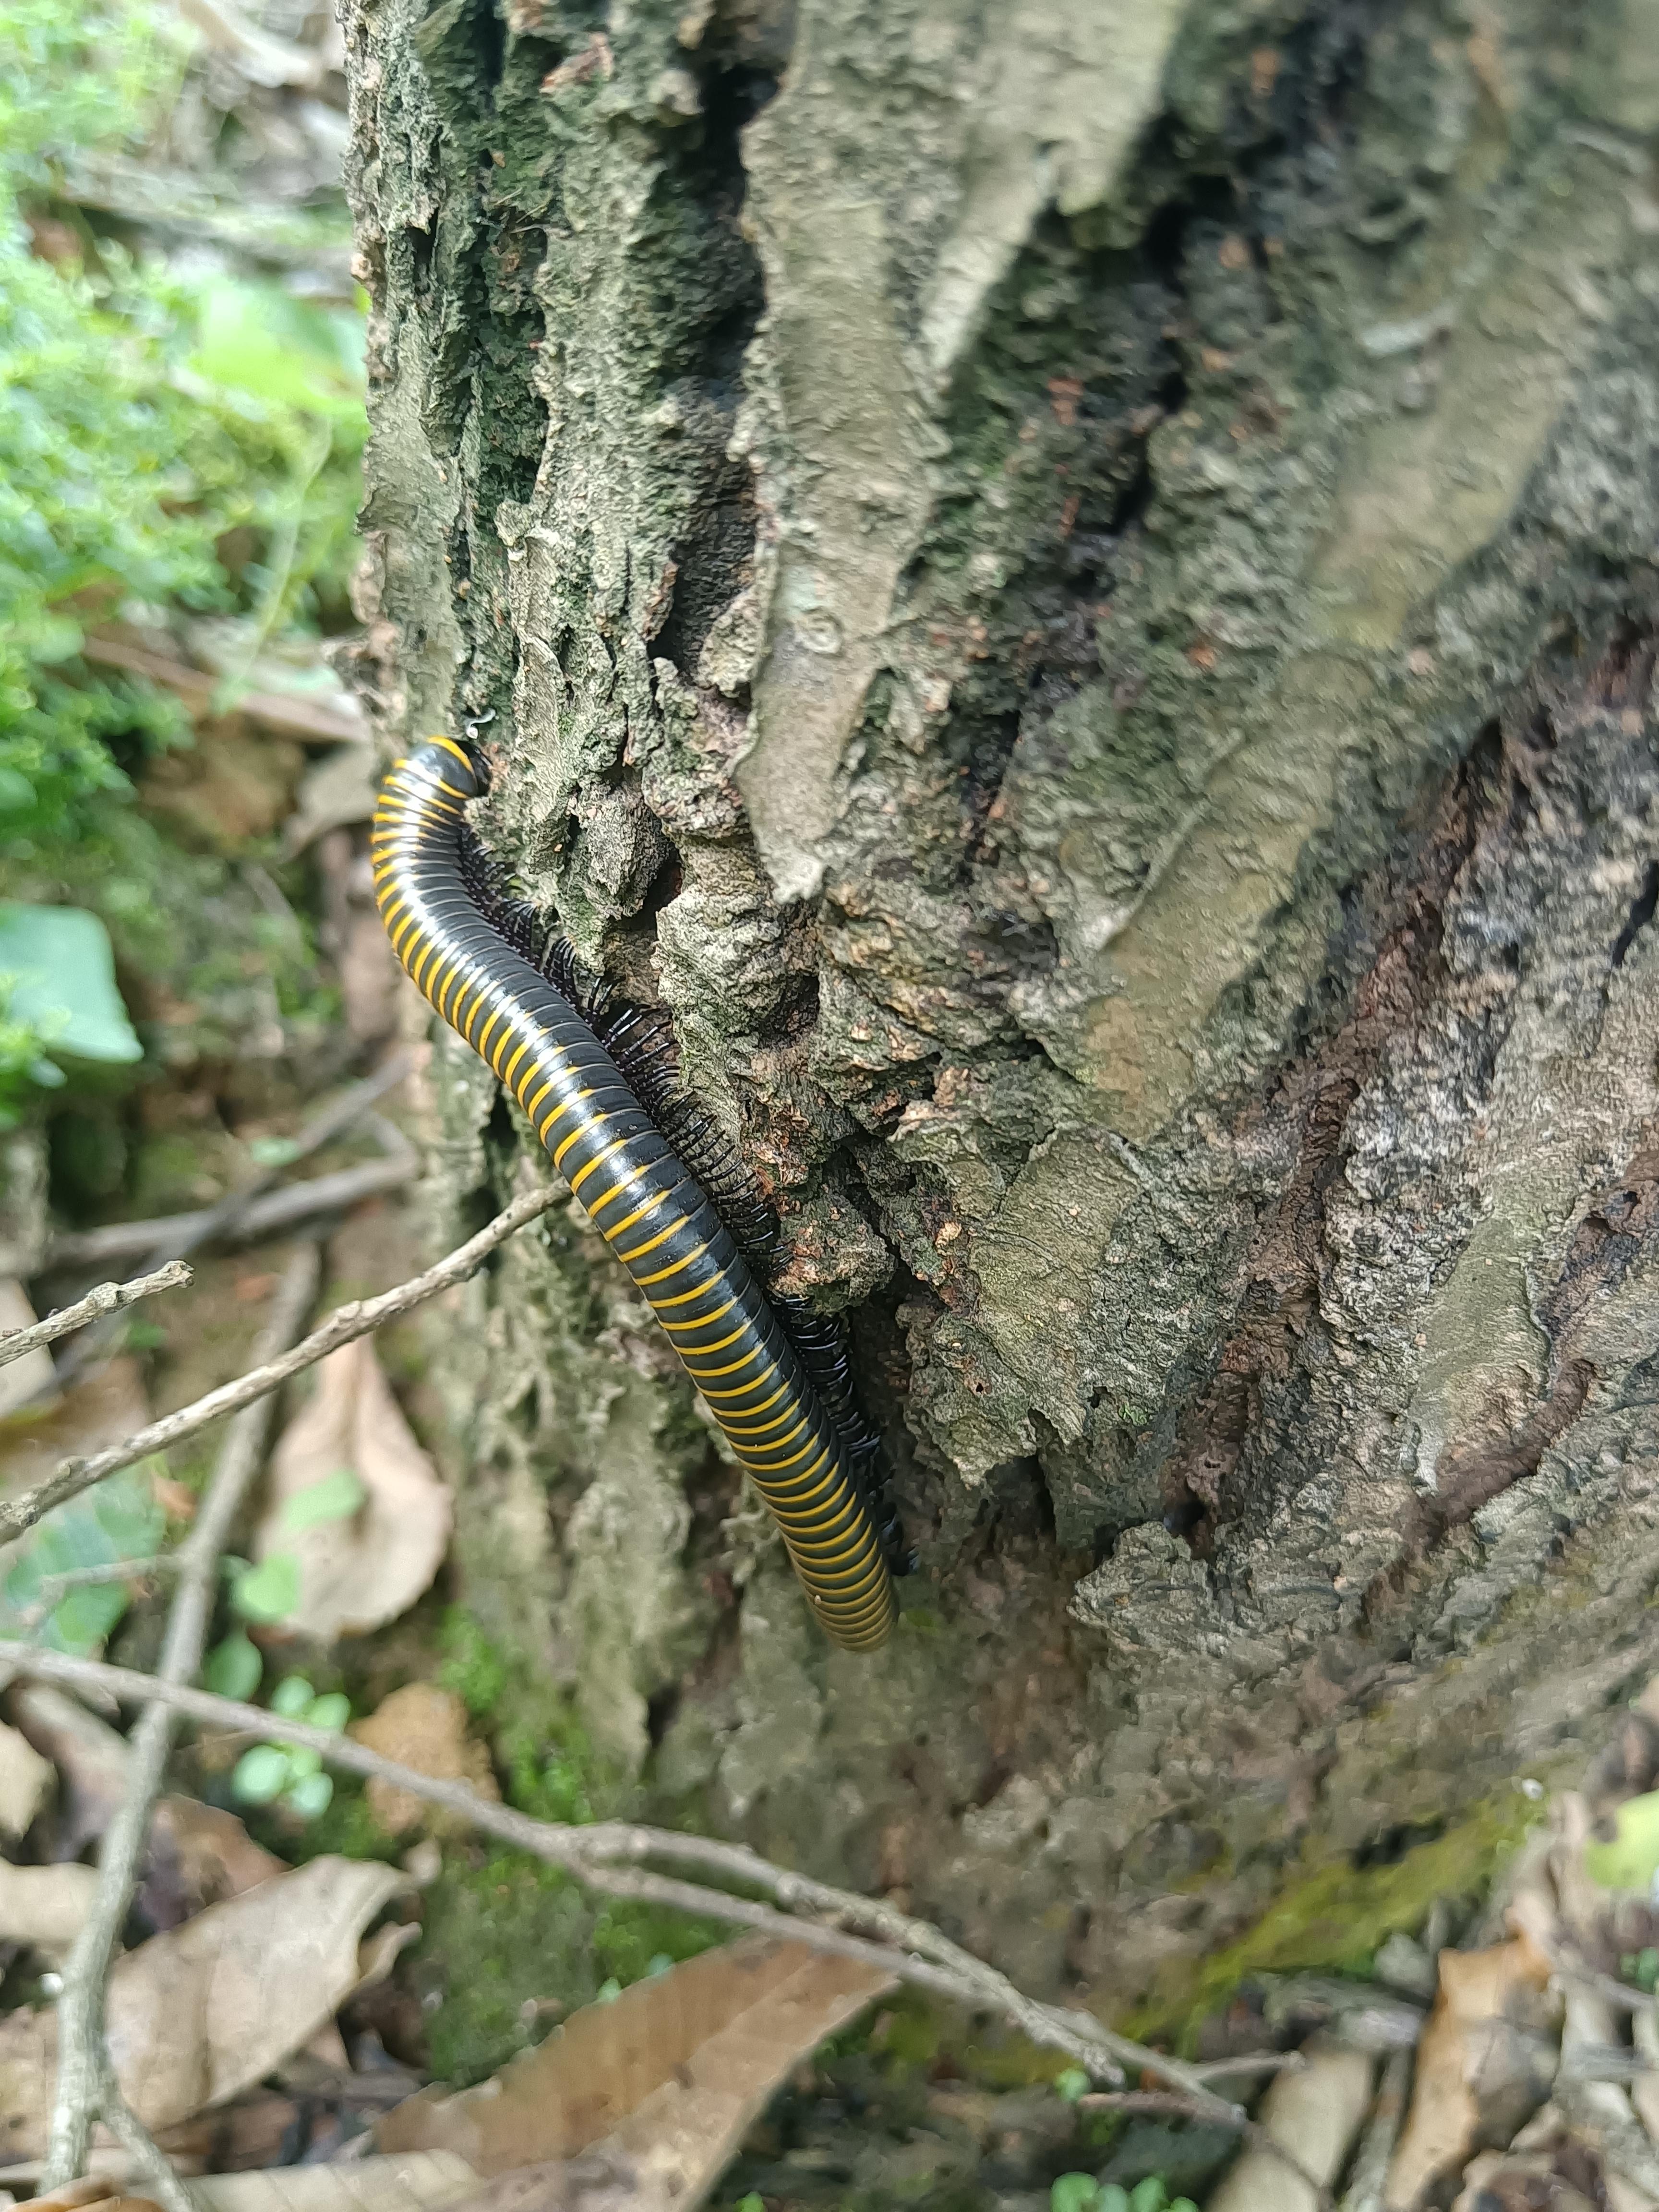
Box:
[371,735,899,1652]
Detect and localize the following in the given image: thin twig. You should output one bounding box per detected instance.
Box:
[42,1248,321,2195]
[98,2090,200,2212]
[47,1052,412,1395]
[1077,2090,1335,2211]
[0,1264,193,1370]
[46,1155,416,1270]
[17,1558,180,1635]
[0,1182,558,1542]
[0,1643,1246,2108]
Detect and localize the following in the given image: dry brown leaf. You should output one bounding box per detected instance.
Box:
[349,1686,499,1838]
[379,1933,892,2207]
[0,1856,404,2159]
[1205,2033,1373,2212]
[0,1716,53,1839]
[144,1795,287,1923]
[190,2152,479,2212]
[255,1339,450,1639]
[0,1862,99,1964]
[1384,1930,1560,2211]
[7,1683,132,1857]
[7,1686,281,1913]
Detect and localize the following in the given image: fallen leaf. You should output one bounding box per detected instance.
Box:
[0,1280,57,1418]
[189,2151,478,2212]
[0,1862,99,1963]
[142,1796,287,1928]
[379,1934,892,2211]
[253,1340,450,1638]
[349,1685,499,1837]
[0,1856,405,2157]
[8,1682,132,1855]
[1205,2033,1373,2212]
[0,1715,53,1838]
[1384,1931,1560,2210]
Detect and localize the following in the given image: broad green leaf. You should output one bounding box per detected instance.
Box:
[280,1466,365,1534]
[282,1744,323,1781]
[1586,1791,1659,1891]
[231,1744,291,1804]
[230,1551,300,1624]
[270,1673,316,1719]
[306,1692,350,1732]
[1129,2184,1168,2212]
[0,903,141,1063]
[0,1468,163,1656]
[204,1632,262,1702]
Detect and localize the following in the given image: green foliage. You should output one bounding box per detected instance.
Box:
[0,901,141,1124]
[1587,1791,1659,1893]
[227,1551,300,1625]
[437,1604,510,1719]
[228,1671,348,1823]
[1051,2179,1196,2212]
[0,0,367,1116]
[280,1466,365,1534]
[0,1463,163,1652]
[204,1628,262,1701]
[1623,1946,1659,1994]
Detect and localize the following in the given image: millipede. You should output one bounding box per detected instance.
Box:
[371,733,901,1652]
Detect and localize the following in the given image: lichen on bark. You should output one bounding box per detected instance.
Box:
[341,0,1659,2024]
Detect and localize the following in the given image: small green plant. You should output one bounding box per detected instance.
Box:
[1050,2179,1197,2212]
[1054,2066,1091,2102]
[229,1673,349,1822]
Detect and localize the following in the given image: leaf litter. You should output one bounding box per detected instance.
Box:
[251,1340,449,1640]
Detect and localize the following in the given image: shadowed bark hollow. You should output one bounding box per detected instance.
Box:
[340,0,1659,2019]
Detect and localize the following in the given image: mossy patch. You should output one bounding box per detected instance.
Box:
[1121,1788,1541,2043]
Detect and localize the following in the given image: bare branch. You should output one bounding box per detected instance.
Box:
[0,1263,193,1371]
[47,1156,416,1271]
[0,1183,559,1543]
[46,1051,413,1397]
[17,1558,178,1635]
[42,1248,321,2194]
[0,1642,1250,2115]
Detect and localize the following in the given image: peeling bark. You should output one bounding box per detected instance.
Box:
[341,0,1659,2020]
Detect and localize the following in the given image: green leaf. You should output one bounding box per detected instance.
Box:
[1098,2192,1130,2212]
[269,1673,316,1719]
[306,1692,350,1733]
[204,1633,262,1702]
[230,1552,300,1624]
[1129,2183,1168,2212]
[0,1467,163,1657]
[1051,2179,1101,2212]
[280,1466,365,1534]
[247,1135,301,1167]
[231,1744,291,1805]
[734,2198,765,2212]
[281,1744,323,1780]
[284,1770,334,1821]
[1586,1791,1659,1892]
[0,904,142,1064]
[1054,2067,1090,2103]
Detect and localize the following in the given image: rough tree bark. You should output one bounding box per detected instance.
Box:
[339,0,1659,2022]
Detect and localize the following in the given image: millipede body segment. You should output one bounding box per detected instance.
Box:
[372,737,897,1652]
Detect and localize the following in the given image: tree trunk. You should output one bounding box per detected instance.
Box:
[340,0,1659,2024]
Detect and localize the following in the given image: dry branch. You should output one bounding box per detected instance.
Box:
[0,1183,559,1543]
[47,1157,416,1271]
[42,1247,322,2195]
[0,1264,192,1371]
[0,1643,1249,2115]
